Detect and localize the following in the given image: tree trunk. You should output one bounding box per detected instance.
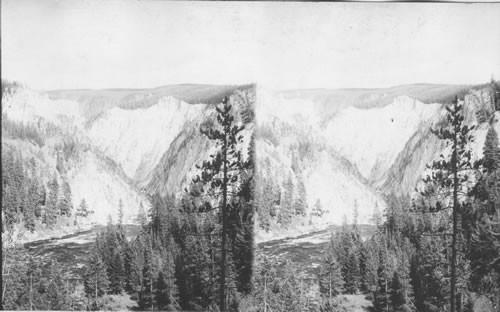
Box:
[451,131,459,312]
[168,248,172,307]
[95,271,98,309]
[300,276,303,312]
[210,234,214,294]
[2,252,10,303]
[30,271,33,311]
[150,228,154,312]
[66,277,69,308]
[385,228,389,312]
[264,273,267,312]
[329,271,332,300]
[220,126,228,311]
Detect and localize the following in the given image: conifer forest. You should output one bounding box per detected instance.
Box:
[2,1,500,312]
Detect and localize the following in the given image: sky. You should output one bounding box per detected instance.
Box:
[2,0,500,90]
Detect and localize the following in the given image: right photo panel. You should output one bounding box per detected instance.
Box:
[248,3,500,312]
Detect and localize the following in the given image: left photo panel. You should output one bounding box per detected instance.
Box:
[1,2,256,310]
[1,82,256,310]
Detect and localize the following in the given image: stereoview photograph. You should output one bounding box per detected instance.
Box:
[2,1,500,312]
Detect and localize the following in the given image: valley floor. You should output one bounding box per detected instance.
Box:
[257,224,376,278]
[23,224,141,277]
[258,228,333,278]
[257,226,375,311]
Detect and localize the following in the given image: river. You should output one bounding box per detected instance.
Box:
[256,224,375,311]
[257,224,376,279]
[23,224,141,277]
[23,222,374,310]
[25,223,374,279]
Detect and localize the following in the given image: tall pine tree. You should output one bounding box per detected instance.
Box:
[188,95,252,310]
[44,175,59,226]
[483,127,500,172]
[415,96,476,312]
[58,179,72,216]
[319,236,344,299]
[278,175,294,226]
[294,178,308,216]
[83,250,110,310]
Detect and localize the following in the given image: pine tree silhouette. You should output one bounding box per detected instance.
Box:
[189,96,251,310]
[415,96,477,312]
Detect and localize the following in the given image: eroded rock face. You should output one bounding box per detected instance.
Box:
[256,89,445,235]
[255,85,500,240]
[324,95,442,182]
[2,84,254,233]
[88,96,206,181]
[1,88,151,238]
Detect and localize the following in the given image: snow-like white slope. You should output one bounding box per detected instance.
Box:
[87,97,205,181]
[324,96,442,182]
[256,87,388,239]
[255,88,453,240]
[304,150,385,225]
[1,137,148,229]
[257,86,498,241]
[2,87,150,229]
[259,140,385,227]
[68,150,149,225]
